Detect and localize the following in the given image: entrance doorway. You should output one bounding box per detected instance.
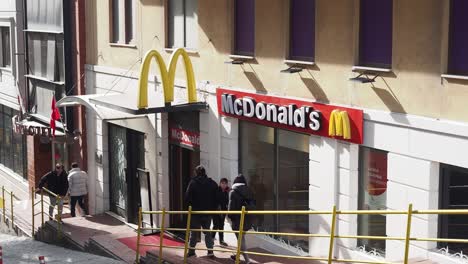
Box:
[169,144,200,227]
[108,124,145,224]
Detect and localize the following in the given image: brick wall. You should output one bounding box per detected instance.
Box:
[27,136,52,191]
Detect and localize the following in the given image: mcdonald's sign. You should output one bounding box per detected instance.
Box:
[137,48,198,109]
[217,88,364,144]
[328,110,351,140]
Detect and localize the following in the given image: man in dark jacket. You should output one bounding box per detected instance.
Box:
[212,178,229,246]
[38,163,69,220]
[185,165,218,258]
[228,174,254,264]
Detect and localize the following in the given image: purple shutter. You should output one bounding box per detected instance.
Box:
[359,0,393,68]
[448,0,468,75]
[234,0,255,56]
[289,0,315,62]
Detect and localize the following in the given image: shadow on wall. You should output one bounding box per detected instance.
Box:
[241,63,267,93]
[371,75,406,115]
[299,68,330,104]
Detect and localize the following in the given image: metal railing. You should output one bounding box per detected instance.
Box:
[0,186,18,228]
[134,204,468,264]
[31,187,63,239]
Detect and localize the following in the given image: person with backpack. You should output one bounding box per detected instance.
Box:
[228,174,255,264]
[212,178,230,246]
[185,165,219,258]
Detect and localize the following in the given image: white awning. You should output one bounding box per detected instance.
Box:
[56,94,147,120]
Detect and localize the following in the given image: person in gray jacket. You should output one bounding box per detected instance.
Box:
[67,162,88,217]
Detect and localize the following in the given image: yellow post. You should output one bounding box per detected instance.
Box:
[31,187,35,237]
[135,207,142,264]
[10,191,14,228]
[183,206,193,264]
[235,206,246,264]
[40,190,44,226]
[57,196,62,240]
[158,208,166,264]
[2,186,5,223]
[327,205,337,264]
[403,204,413,264]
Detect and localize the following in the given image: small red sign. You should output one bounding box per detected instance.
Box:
[367,150,388,196]
[216,88,364,144]
[170,127,200,148]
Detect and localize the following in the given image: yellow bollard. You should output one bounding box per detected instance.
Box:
[235,206,246,264]
[31,187,35,237]
[183,206,192,264]
[2,186,5,223]
[135,207,142,264]
[403,204,413,264]
[159,208,166,264]
[327,206,337,264]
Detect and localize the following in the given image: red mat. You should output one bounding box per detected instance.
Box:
[118,234,185,256]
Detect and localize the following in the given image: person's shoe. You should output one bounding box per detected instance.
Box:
[207,250,214,258]
[220,241,228,247]
[230,255,236,261]
[186,251,196,258]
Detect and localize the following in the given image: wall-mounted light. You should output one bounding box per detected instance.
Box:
[349,72,379,83]
[224,60,244,65]
[281,66,303,74]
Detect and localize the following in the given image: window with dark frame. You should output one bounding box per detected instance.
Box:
[0,105,28,180]
[357,147,388,255]
[167,0,198,49]
[0,27,11,68]
[359,0,393,68]
[289,0,315,62]
[439,164,468,253]
[110,0,135,44]
[234,0,255,56]
[447,0,468,76]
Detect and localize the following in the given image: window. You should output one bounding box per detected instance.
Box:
[0,27,11,68]
[358,147,388,254]
[167,0,198,49]
[110,0,135,44]
[0,105,27,179]
[439,164,468,253]
[234,0,255,56]
[27,33,64,82]
[447,0,468,75]
[240,121,309,250]
[289,0,315,62]
[359,0,393,68]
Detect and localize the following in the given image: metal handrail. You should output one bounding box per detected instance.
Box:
[31,187,62,240]
[134,204,468,264]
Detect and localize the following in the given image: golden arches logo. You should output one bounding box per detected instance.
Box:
[328,110,351,140]
[137,48,197,109]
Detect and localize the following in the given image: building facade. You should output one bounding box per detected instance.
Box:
[81,0,468,262]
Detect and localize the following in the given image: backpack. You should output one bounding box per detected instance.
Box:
[235,189,256,211]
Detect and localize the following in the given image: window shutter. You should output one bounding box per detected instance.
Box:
[289,0,315,62]
[234,0,255,56]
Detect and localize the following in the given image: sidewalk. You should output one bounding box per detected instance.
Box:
[0,233,123,263]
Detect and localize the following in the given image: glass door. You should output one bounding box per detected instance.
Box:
[109,124,128,220]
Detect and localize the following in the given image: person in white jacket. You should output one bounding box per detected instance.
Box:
[67,162,88,217]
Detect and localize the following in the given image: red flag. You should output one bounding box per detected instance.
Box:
[50,97,61,137]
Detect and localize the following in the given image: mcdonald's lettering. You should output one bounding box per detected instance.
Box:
[137,48,197,109]
[217,88,364,144]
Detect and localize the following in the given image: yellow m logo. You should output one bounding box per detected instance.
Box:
[328,110,351,140]
[137,48,197,109]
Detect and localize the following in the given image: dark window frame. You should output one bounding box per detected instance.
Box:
[288,0,315,62]
[447,0,468,75]
[233,0,255,56]
[358,0,393,68]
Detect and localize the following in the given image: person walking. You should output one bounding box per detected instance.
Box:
[185,165,219,258]
[212,178,230,246]
[38,163,69,221]
[67,162,88,217]
[228,174,255,264]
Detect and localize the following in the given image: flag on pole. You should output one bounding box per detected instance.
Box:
[50,96,61,137]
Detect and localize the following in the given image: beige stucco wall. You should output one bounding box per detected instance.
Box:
[85,0,468,123]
